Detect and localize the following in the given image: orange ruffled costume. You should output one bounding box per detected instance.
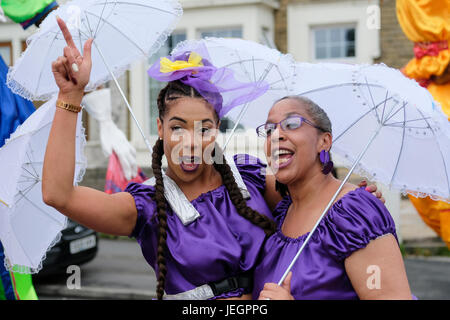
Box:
[397,0,450,248]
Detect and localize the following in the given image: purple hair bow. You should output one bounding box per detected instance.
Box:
[147,43,269,119]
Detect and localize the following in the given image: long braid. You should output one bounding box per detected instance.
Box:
[152,81,199,300]
[213,146,276,236]
[151,138,168,300]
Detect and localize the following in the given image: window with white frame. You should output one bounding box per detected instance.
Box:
[312,26,355,60]
[148,32,187,135]
[199,27,242,39]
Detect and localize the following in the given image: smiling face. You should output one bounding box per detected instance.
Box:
[157,96,220,184]
[264,97,332,185]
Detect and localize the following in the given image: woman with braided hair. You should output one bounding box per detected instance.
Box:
[42,18,383,300]
[129,78,278,299]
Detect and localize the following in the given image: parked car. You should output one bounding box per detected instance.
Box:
[34,219,98,277]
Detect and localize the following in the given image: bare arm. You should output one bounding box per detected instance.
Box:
[344,234,413,300]
[263,174,385,212]
[256,235,412,300]
[42,17,137,236]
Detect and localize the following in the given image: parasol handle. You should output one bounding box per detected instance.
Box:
[277,124,383,286]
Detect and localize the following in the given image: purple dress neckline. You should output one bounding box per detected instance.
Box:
[253,187,399,300]
[125,154,273,299]
[274,188,363,243]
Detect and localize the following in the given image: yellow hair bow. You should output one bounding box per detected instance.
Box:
[160,51,204,73]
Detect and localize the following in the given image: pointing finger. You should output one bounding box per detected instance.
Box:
[56,16,81,57]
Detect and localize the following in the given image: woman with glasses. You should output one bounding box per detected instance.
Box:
[253,96,413,300]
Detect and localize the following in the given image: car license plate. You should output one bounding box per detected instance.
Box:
[70,235,96,254]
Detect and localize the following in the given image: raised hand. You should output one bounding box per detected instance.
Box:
[52,16,93,100]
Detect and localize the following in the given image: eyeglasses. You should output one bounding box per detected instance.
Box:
[256,115,325,138]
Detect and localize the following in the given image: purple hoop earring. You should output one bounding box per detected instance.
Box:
[320,150,334,175]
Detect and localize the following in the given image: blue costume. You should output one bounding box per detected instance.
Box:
[0,55,36,299]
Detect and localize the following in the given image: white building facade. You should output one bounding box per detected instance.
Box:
[287,0,380,64]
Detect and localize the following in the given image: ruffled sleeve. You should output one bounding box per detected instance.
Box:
[233,154,267,195]
[272,196,292,227]
[124,182,157,240]
[325,188,398,261]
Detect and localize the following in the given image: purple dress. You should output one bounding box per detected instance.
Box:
[125,154,273,299]
[252,187,398,300]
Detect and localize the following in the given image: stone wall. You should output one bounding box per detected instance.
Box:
[274,0,289,53]
[374,0,414,69]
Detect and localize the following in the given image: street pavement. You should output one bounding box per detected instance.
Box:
[34,238,156,299]
[404,256,450,299]
[33,238,450,300]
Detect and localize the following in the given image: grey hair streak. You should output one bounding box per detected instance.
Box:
[277,95,332,134]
